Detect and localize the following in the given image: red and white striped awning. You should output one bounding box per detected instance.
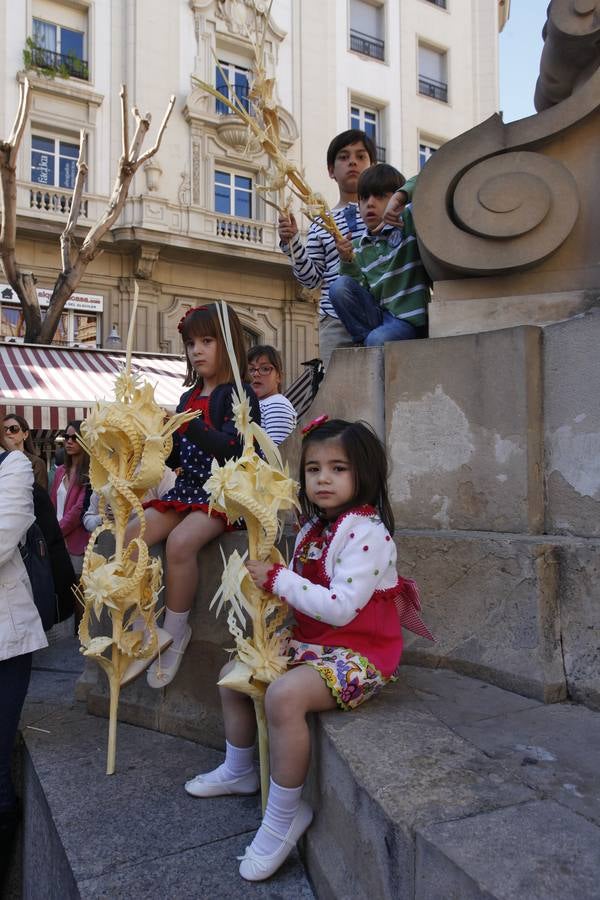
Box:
[0,343,186,433]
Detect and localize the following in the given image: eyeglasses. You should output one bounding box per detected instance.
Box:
[64,434,78,442]
[3,424,21,435]
[248,365,275,376]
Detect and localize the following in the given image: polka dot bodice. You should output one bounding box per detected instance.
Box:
[162,394,214,507]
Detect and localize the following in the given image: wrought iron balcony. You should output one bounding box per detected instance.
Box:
[349,29,385,62]
[376,145,386,163]
[26,44,89,81]
[418,75,448,102]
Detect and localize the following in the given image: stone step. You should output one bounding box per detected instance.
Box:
[16,640,600,899]
[303,666,600,900]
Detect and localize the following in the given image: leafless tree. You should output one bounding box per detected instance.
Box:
[0,79,175,343]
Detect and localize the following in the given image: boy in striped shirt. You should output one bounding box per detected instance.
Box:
[278,130,376,368]
[330,164,429,346]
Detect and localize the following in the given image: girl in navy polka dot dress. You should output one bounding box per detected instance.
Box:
[184,418,433,882]
[125,304,260,689]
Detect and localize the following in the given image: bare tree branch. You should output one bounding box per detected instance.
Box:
[60,130,88,272]
[7,80,31,163]
[0,77,41,341]
[120,85,129,164]
[38,89,176,344]
[129,107,151,161]
[137,95,176,167]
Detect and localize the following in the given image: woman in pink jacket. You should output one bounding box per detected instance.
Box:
[50,421,90,590]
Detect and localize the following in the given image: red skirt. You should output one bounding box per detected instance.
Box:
[143,498,243,531]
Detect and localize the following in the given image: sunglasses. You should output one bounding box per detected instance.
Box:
[248,365,275,376]
[3,424,21,435]
[64,434,79,442]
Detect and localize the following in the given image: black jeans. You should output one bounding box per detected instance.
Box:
[0,652,32,812]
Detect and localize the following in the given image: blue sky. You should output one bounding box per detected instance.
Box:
[499,0,549,122]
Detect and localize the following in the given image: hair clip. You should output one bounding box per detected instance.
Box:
[302,414,329,436]
[177,306,208,334]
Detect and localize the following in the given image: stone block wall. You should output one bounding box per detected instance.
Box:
[385,313,600,708]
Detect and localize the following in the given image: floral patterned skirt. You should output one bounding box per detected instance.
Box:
[282,635,390,710]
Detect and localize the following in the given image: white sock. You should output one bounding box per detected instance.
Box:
[199,741,255,783]
[163,608,190,643]
[159,609,190,667]
[250,778,303,857]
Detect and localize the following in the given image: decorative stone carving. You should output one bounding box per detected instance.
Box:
[535,0,600,111]
[216,0,285,39]
[216,118,259,153]
[413,66,600,283]
[134,245,161,280]
[143,157,162,192]
[178,172,191,206]
[412,16,600,338]
[192,141,201,205]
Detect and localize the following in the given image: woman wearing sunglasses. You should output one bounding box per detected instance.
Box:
[49,421,90,592]
[1,414,48,490]
[247,345,297,445]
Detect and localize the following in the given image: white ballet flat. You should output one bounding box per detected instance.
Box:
[238,801,313,882]
[120,626,173,687]
[146,625,192,689]
[185,769,259,798]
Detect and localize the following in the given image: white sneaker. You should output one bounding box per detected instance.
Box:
[146,624,192,689]
[185,769,259,798]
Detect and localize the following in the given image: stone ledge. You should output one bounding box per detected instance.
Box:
[305,666,600,900]
[396,530,600,707]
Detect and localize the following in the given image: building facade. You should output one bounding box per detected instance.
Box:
[0,0,506,382]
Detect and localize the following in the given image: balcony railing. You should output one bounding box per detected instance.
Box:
[215,216,263,244]
[418,75,448,102]
[26,45,89,81]
[349,29,385,61]
[29,187,88,219]
[376,145,386,163]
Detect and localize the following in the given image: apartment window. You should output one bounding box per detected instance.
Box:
[215,61,250,115]
[423,0,447,7]
[418,44,448,102]
[31,136,79,188]
[350,105,386,162]
[349,0,385,62]
[31,17,88,80]
[215,170,253,218]
[419,142,439,169]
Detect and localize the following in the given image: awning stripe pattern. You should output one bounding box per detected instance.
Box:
[0,345,186,431]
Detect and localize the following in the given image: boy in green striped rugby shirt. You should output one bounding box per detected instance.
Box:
[330,164,430,346]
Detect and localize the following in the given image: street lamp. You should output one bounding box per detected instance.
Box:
[106,323,122,350]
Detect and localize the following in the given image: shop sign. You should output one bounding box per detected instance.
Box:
[0,284,104,313]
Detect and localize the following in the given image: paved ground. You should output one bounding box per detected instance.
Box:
[16,638,314,899]
[11,637,600,899]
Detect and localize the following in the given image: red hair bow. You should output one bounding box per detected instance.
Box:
[301,414,328,436]
[177,306,208,334]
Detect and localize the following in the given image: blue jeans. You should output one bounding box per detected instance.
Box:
[329,275,422,346]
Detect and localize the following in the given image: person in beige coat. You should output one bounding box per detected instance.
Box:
[0,449,47,889]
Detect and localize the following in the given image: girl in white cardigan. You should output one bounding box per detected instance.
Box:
[184,417,432,882]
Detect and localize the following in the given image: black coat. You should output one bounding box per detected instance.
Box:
[33,483,77,622]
